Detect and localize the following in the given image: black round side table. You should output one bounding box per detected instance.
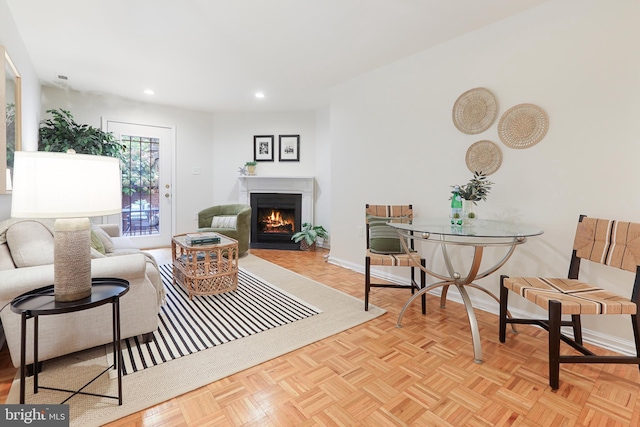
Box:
[10,278,129,405]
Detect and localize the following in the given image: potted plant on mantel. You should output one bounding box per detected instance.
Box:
[245,161,257,176]
[453,171,494,224]
[291,222,329,251]
[38,108,125,159]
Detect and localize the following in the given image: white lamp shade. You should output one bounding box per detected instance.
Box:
[11,151,122,218]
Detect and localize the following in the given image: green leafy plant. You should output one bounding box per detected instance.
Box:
[291,222,329,246]
[245,161,257,166]
[38,108,125,159]
[453,171,494,205]
[120,136,159,197]
[6,103,16,169]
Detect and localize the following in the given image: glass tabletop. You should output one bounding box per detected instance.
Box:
[173,232,237,247]
[389,219,543,238]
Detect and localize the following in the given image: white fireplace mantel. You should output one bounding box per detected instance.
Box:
[238,176,314,224]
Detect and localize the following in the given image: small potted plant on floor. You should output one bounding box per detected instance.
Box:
[291,222,329,251]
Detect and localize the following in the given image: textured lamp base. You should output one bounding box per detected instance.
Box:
[54,218,92,302]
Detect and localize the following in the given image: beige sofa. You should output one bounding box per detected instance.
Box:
[0,218,163,368]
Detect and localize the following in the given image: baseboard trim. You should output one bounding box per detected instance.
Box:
[327,255,638,357]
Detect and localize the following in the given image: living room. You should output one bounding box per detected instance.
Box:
[2,0,640,424]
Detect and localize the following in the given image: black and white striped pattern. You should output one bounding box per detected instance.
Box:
[118,264,322,375]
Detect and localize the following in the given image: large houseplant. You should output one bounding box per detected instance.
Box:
[291,222,329,251]
[38,108,125,159]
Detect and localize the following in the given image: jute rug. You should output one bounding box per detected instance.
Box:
[110,263,322,377]
[6,254,385,427]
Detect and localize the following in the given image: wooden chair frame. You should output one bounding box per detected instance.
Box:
[499,214,640,389]
[364,204,426,313]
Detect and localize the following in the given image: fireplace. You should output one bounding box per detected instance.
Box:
[250,193,302,250]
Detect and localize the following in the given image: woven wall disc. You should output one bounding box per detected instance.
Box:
[498,103,549,149]
[465,140,502,175]
[452,87,498,134]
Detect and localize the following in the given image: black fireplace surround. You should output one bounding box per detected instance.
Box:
[250,193,302,250]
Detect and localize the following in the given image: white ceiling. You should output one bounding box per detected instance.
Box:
[6,0,551,113]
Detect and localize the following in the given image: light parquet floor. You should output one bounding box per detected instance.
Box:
[2,247,640,426]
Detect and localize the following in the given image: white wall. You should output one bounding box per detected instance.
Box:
[25,86,333,241]
[211,110,332,241]
[329,0,640,351]
[41,86,214,235]
[0,0,41,219]
[314,106,331,245]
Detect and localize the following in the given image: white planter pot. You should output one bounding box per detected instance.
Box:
[462,200,477,225]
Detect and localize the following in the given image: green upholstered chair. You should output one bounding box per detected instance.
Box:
[197,204,251,255]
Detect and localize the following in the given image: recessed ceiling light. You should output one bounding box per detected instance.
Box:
[255,92,265,99]
[144,89,155,95]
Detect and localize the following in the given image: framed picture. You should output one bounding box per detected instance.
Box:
[279,135,300,162]
[253,135,274,162]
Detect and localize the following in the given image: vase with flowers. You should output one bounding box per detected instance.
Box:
[452,171,494,224]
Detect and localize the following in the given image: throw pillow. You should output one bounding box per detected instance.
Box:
[5,221,55,267]
[90,229,106,255]
[90,247,106,259]
[91,226,115,253]
[211,215,237,229]
[367,215,410,254]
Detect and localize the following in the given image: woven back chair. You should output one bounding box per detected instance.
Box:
[365,204,425,312]
[499,214,640,389]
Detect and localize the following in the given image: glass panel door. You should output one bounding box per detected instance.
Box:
[106,120,173,248]
[121,135,160,236]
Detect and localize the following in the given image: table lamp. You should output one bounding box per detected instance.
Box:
[11,151,122,302]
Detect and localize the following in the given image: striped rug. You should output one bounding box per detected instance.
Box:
[9,254,385,426]
[115,264,322,376]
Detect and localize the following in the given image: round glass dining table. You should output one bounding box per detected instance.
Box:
[388,219,543,363]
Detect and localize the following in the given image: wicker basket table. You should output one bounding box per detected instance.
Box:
[171,232,239,299]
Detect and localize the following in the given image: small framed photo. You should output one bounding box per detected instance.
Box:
[254,135,274,162]
[279,135,300,162]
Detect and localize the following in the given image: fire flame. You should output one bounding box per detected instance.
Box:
[261,210,293,233]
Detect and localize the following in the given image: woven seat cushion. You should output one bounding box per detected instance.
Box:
[503,277,637,315]
[366,250,420,267]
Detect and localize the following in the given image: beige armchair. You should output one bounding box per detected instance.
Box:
[197,204,251,255]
